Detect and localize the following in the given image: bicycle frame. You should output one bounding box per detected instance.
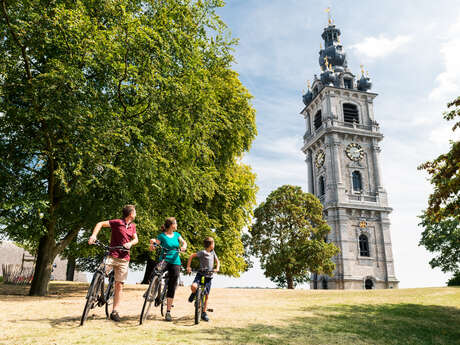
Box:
[80,241,129,325]
[139,244,180,324]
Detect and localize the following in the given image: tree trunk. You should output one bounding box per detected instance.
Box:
[286,274,294,289]
[141,257,156,284]
[66,257,76,281]
[29,235,57,296]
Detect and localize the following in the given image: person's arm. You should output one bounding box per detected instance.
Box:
[149,237,161,251]
[214,254,220,273]
[186,253,198,274]
[88,221,110,244]
[178,235,187,252]
[124,232,138,249]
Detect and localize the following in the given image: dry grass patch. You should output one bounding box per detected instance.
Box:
[0,282,459,345]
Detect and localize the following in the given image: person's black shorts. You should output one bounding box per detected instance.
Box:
[193,272,213,295]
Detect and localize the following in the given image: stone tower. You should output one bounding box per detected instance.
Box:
[301,19,399,289]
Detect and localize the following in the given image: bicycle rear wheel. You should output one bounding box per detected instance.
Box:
[140,275,160,325]
[105,272,115,318]
[194,286,202,325]
[81,272,103,326]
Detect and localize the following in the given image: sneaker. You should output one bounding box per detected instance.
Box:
[201,312,209,322]
[188,292,196,303]
[165,311,172,322]
[110,311,121,322]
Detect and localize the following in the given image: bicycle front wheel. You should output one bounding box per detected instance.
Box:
[81,272,103,326]
[105,272,115,318]
[194,286,202,325]
[140,276,160,325]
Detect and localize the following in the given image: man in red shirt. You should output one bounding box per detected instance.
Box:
[88,205,138,322]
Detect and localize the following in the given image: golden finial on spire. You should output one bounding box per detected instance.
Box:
[337,36,341,44]
[320,42,322,50]
[307,80,311,88]
[360,64,365,76]
[366,70,369,77]
[325,7,332,24]
[324,56,329,67]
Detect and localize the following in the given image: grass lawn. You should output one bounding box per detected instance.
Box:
[0,282,459,345]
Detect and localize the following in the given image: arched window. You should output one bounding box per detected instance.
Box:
[352,171,362,191]
[322,278,328,290]
[359,234,370,257]
[343,103,359,123]
[313,273,318,289]
[314,110,322,130]
[319,176,325,196]
[344,78,353,89]
[365,279,374,290]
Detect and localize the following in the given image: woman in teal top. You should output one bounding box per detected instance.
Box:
[150,217,187,321]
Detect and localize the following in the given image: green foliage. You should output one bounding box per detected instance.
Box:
[247,185,339,289]
[418,96,460,275]
[0,0,257,294]
[447,271,460,286]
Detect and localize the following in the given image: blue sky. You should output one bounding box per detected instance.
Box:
[207,0,460,288]
[124,1,460,288]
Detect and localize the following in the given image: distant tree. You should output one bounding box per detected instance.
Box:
[247,185,339,289]
[0,0,256,295]
[418,96,460,277]
[447,271,460,286]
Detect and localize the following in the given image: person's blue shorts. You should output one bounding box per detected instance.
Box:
[193,272,213,295]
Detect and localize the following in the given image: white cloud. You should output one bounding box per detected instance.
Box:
[350,34,412,59]
[429,123,460,146]
[429,15,460,101]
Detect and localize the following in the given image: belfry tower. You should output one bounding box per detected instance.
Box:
[301,16,399,289]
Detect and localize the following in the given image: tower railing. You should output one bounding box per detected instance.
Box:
[303,120,378,143]
[347,193,378,203]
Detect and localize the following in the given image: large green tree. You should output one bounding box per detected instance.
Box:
[418,96,460,277]
[247,185,339,289]
[0,0,257,295]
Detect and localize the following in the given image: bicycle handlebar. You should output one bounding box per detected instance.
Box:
[94,240,130,252]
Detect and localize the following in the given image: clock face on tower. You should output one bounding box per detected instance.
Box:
[346,143,364,161]
[315,150,325,169]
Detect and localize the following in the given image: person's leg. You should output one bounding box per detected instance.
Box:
[201,278,212,321]
[191,282,197,293]
[165,264,180,319]
[111,258,128,321]
[113,281,123,311]
[203,294,209,312]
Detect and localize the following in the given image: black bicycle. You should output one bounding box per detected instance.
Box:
[80,240,128,326]
[139,244,180,325]
[192,269,214,325]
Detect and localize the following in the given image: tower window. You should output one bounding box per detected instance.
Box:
[344,78,353,89]
[352,171,362,191]
[322,279,328,289]
[343,103,359,123]
[314,110,322,130]
[359,234,370,257]
[319,176,325,196]
[365,279,374,290]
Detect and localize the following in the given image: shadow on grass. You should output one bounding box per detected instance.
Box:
[0,281,141,298]
[169,303,460,345]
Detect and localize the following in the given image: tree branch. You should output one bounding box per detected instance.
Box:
[0,0,32,80]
